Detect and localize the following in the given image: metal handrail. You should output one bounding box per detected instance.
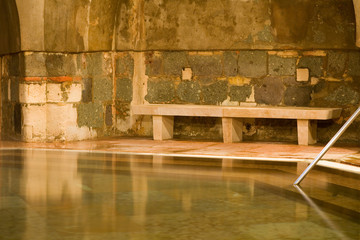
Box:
[294,106,360,185]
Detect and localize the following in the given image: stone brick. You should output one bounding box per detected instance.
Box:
[116,53,134,77]
[284,86,312,106]
[47,83,82,103]
[45,53,76,77]
[93,77,113,102]
[145,52,163,76]
[176,80,201,103]
[45,54,64,77]
[188,54,222,76]
[105,105,113,126]
[77,102,103,128]
[14,103,21,135]
[296,68,309,82]
[23,52,47,77]
[298,56,324,77]
[65,83,82,103]
[223,52,238,76]
[19,83,46,104]
[254,76,284,105]
[163,51,188,76]
[145,78,175,103]
[325,85,360,105]
[327,51,347,78]
[10,78,19,102]
[202,81,228,104]
[22,104,47,141]
[268,55,296,76]
[85,52,111,77]
[116,78,132,102]
[9,54,20,76]
[238,51,267,78]
[46,104,78,140]
[348,51,360,76]
[81,78,92,103]
[182,68,192,80]
[229,85,252,102]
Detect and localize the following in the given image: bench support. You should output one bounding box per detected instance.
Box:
[297,119,317,145]
[222,117,243,143]
[153,116,174,140]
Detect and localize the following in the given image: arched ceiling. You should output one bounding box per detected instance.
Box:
[0,0,21,54]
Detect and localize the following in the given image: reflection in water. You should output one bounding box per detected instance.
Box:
[23,150,82,203]
[0,150,359,240]
[294,185,350,240]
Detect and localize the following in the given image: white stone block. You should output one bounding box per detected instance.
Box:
[66,83,82,102]
[22,104,47,141]
[46,83,62,103]
[182,68,192,80]
[19,83,46,103]
[47,83,82,103]
[296,68,309,82]
[46,104,78,139]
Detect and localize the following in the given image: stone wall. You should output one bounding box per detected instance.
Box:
[0,0,359,143]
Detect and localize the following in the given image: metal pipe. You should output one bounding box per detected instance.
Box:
[294,106,360,185]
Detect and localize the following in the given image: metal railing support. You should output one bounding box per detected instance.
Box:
[294,106,360,185]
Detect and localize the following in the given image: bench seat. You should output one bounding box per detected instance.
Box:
[132,104,342,145]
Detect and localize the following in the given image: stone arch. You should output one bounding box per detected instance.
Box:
[0,0,21,54]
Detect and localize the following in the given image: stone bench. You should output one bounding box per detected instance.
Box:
[132,104,342,145]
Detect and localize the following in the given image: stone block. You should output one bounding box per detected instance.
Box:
[23,52,47,77]
[145,78,175,103]
[85,52,111,77]
[176,80,201,103]
[348,51,360,76]
[163,51,188,76]
[284,86,312,106]
[298,56,324,77]
[22,104,47,141]
[223,52,238,76]
[145,52,163,76]
[45,53,76,77]
[77,102,103,128]
[182,68,192,80]
[325,85,360,105]
[66,83,82,103]
[188,53,222,76]
[116,53,134,77]
[327,51,347,78]
[229,85,252,102]
[10,77,19,102]
[8,54,20,76]
[46,104,77,140]
[81,78,92,103]
[296,68,309,82]
[254,76,284,105]
[19,83,46,104]
[238,51,267,78]
[268,55,296,76]
[47,83,82,103]
[105,105,113,126]
[93,76,113,102]
[202,81,228,105]
[116,78,132,102]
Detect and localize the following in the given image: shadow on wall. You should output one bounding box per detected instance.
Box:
[0,0,20,54]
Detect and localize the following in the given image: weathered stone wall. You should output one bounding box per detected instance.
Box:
[0,0,359,143]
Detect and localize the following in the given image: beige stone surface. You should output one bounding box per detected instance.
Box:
[19,83,46,103]
[296,68,309,82]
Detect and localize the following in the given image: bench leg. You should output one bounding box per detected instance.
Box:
[222,117,243,143]
[297,119,317,145]
[153,116,174,140]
